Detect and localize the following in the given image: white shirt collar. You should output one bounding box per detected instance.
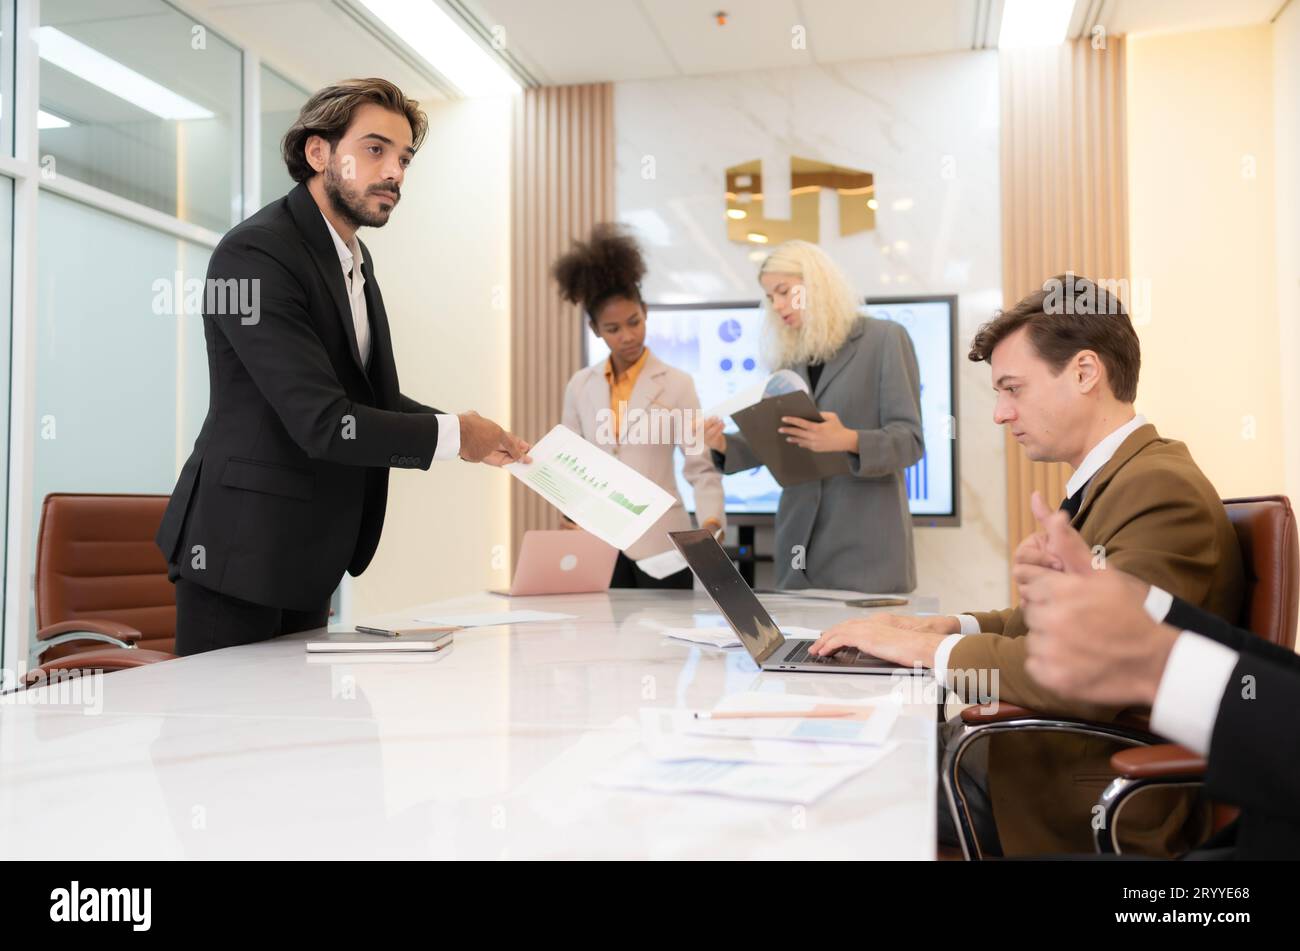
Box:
[1066,413,1147,500]
[319,210,363,276]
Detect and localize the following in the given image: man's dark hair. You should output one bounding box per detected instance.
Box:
[968,272,1141,402]
[281,78,428,184]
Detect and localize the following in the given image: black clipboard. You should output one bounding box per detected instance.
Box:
[731,391,852,487]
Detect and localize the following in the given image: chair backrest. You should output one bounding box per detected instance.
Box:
[1223,495,1299,649]
[36,493,176,655]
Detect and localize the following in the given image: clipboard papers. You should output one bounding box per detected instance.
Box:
[731,391,851,486]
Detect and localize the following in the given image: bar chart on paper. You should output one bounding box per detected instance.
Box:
[509,425,675,551]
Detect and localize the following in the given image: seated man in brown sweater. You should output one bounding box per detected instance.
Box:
[808,273,1244,856]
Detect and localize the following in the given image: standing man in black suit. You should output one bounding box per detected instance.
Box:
[1015,495,1300,859]
[157,78,529,655]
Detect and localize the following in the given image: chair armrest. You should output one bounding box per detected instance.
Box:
[23,647,176,685]
[960,703,1150,732]
[1110,744,1207,780]
[36,619,142,644]
[959,702,1035,724]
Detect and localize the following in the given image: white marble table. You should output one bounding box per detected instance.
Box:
[0,589,942,859]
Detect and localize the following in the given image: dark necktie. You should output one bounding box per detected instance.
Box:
[1060,488,1084,520]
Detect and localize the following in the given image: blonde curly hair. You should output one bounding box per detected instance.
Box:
[758,240,860,369]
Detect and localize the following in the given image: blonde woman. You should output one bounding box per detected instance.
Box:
[702,240,923,592]
[556,224,725,588]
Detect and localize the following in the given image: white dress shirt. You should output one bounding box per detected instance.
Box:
[322,210,371,367]
[938,415,1150,681]
[1143,585,1240,756]
[1065,413,1148,501]
[320,211,459,460]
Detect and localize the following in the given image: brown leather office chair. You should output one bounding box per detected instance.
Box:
[28,493,178,683]
[1096,495,1299,852]
[942,495,1299,859]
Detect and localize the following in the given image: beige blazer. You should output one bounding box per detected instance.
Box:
[561,351,726,561]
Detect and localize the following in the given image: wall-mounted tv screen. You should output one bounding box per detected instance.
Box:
[583,296,959,525]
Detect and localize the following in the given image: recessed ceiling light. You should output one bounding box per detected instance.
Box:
[357,0,520,98]
[726,208,747,220]
[746,232,769,244]
[998,0,1074,49]
[38,27,213,120]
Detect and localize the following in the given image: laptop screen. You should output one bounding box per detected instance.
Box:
[669,529,785,664]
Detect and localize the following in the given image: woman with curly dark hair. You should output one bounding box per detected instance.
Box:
[553,224,725,589]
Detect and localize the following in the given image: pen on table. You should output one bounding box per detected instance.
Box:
[692,710,855,720]
[354,626,400,638]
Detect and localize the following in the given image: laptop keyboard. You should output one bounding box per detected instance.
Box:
[783,640,866,666]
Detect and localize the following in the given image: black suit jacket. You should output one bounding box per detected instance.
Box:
[1164,596,1300,859]
[157,182,444,611]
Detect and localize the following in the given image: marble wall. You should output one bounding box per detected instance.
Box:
[614,49,1009,613]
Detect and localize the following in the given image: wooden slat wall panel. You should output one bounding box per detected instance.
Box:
[999,38,1130,598]
[509,84,614,564]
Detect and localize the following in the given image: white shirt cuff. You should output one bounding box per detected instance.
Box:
[956,614,981,635]
[433,414,461,461]
[932,633,965,689]
[1149,631,1239,756]
[1144,585,1174,623]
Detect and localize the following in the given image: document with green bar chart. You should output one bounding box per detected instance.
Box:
[507,425,675,551]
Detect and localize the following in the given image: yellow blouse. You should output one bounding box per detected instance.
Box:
[603,347,650,437]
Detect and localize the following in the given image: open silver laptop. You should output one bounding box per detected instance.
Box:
[669,529,920,676]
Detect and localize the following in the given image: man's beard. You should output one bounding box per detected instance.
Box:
[323,160,399,230]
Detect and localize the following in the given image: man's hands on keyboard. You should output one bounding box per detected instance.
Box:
[808,618,946,669]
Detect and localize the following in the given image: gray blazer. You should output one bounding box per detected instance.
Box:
[718,317,923,593]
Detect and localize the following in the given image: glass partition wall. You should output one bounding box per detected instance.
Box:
[1,0,309,668]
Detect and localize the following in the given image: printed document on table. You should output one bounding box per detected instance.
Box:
[686,691,902,746]
[506,425,675,551]
[638,708,900,766]
[593,754,872,805]
[660,624,822,649]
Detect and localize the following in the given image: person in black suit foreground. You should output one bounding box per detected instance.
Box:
[157,78,529,655]
[1015,493,1300,859]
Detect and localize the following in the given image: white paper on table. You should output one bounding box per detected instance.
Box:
[636,548,689,580]
[703,369,809,420]
[772,625,821,640]
[662,626,742,649]
[506,425,675,551]
[592,752,879,805]
[412,610,576,628]
[638,708,898,765]
[660,624,820,650]
[685,691,902,746]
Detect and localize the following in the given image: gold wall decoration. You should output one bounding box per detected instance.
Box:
[725,156,875,246]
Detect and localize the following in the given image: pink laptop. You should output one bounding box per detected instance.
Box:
[491,530,619,596]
